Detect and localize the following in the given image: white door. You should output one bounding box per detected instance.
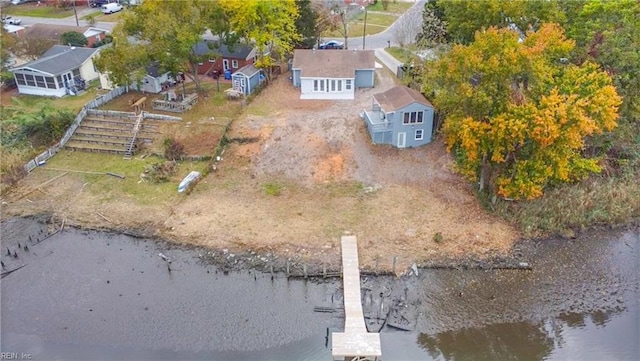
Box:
[397,132,406,148]
[223,59,229,71]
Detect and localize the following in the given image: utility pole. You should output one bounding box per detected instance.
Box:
[362,6,368,50]
[73,0,79,27]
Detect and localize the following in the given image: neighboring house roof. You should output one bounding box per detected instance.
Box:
[374,85,433,111]
[292,49,375,78]
[234,64,261,77]
[193,41,255,60]
[12,45,100,76]
[21,24,108,42]
[146,63,163,78]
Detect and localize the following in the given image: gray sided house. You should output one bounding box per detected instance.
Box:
[363,85,435,148]
[11,45,101,97]
[130,63,173,94]
[231,64,265,95]
[291,49,375,100]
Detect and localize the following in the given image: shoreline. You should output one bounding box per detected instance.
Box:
[10,212,638,277]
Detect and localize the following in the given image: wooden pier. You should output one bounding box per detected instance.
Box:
[332,235,382,361]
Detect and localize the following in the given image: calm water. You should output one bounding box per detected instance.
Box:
[1,218,638,360]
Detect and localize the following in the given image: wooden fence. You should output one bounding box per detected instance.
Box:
[23,86,128,173]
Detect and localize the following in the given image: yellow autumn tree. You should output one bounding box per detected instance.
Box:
[423,24,621,200]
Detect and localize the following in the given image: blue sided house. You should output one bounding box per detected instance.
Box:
[362,85,435,148]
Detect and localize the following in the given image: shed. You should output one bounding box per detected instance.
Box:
[362,85,435,148]
[230,64,265,95]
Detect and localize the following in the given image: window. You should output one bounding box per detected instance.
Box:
[45,77,56,89]
[319,79,325,91]
[331,79,336,92]
[232,60,238,68]
[313,79,319,91]
[72,69,80,77]
[198,62,203,66]
[15,73,25,86]
[346,79,352,90]
[403,111,424,124]
[337,80,342,91]
[25,74,35,87]
[208,58,216,63]
[56,75,63,85]
[415,129,424,141]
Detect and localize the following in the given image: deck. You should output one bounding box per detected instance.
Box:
[332,235,382,361]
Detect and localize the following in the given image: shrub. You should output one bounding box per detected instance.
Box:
[142,161,178,183]
[163,137,185,161]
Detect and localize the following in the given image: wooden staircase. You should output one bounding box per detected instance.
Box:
[65,114,160,156]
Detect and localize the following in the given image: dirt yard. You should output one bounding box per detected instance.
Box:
[1,69,518,272]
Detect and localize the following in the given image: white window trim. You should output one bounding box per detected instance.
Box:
[403,111,425,125]
[232,59,239,68]
[208,57,216,63]
[415,129,424,141]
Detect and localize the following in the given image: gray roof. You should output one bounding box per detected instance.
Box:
[193,41,255,60]
[374,85,433,111]
[12,45,99,76]
[234,64,261,77]
[292,49,375,78]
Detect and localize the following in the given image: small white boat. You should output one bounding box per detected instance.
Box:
[178,171,201,193]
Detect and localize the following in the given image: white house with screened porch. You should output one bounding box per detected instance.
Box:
[291,49,375,100]
[10,45,101,97]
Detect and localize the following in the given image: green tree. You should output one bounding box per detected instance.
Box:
[60,31,88,47]
[93,28,149,88]
[415,2,448,48]
[437,0,565,44]
[219,0,299,79]
[294,0,318,49]
[422,24,621,200]
[117,0,217,92]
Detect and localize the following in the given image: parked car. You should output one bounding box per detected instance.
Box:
[90,0,112,7]
[2,16,22,25]
[101,2,123,14]
[319,40,345,50]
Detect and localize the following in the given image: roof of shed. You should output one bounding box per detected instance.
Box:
[374,85,433,111]
[292,49,375,78]
[234,64,261,77]
[12,45,99,76]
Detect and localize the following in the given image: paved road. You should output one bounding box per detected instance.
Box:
[14,6,115,31]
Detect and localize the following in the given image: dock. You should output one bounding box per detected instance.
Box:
[332,235,382,361]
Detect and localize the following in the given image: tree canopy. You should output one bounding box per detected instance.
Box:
[422,24,621,200]
[60,31,88,47]
[433,0,565,44]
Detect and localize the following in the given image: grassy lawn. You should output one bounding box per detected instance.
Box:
[80,10,102,20]
[353,12,397,27]
[1,87,102,115]
[2,4,76,18]
[40,151,208,206]
[386,46,422,64]
[95,10,126,22]
[323,13,397,38]
[366,1,413,14]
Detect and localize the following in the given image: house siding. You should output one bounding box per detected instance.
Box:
[354,69,375,88]
[300,77,355,100]
[392,103,434,148]
[78,60,100,83]
[196,57,253,76]
[85,33,105,48]
[15,83,67,97]
[292,69,301,87]
[364,102,434,148]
